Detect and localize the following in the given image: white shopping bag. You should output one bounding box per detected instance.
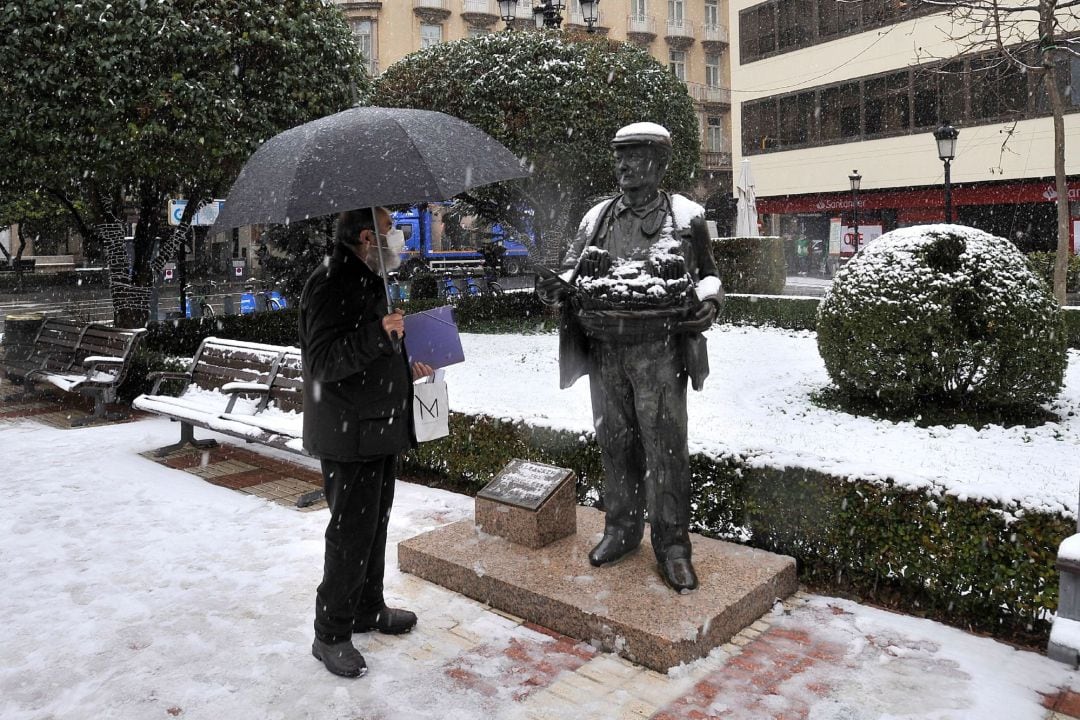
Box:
[412,374,449,442]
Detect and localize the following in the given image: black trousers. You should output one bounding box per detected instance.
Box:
[314,455,396,644]
[589,336,692,562]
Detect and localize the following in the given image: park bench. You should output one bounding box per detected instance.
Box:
[133,336,306,459]
[0,318,146,425]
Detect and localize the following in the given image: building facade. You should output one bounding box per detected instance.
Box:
[333,0,734,211]
[730,0,1080,261]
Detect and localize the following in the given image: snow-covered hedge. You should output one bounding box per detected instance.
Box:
[404,412,1068,646]
[817,225,1067,411]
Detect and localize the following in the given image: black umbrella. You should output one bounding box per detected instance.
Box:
[211,106,528,230]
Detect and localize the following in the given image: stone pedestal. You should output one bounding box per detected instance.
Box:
[399,506,798,672]
[475,467,576,549]
[1049,534,1080,666]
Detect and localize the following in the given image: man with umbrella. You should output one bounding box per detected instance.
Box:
[537,122,722,593]
[301,206,434,678]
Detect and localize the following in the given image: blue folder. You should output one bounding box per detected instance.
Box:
[403,305,465,368]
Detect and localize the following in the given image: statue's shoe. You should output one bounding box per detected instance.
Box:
[660,556,699,593]
[588,532,639,566]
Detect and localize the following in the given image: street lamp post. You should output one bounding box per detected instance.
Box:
[933,121,959,223]
[849,170,862,253]
[533,0,565,29]
[580,0,599,32]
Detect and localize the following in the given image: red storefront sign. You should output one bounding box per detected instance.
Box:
[757,179,1080,215]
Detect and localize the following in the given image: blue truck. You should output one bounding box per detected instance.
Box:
[391,205,529,278]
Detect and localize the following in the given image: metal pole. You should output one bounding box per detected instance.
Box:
[851,188,860,254]
[944,158,953,223]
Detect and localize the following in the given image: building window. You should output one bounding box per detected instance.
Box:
[819,82,860,141]
[705,53,721,88]
[668,0,684,23]
[420,23,442,49]
[864,72,910,135]
[970,55,1028,120]
[631,0,647,19]
[669,49,686,81]
[742,98,778,154]
[467,25,490,38]
[704,0,719,28]
[349,19,376,76]
[706,116,724,152]
[778,91,816,146]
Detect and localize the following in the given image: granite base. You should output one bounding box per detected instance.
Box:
[398,506,798,672]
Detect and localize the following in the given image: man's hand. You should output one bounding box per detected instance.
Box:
[676,300,719,333]
[411,362,435,380]
[381,308,405,339]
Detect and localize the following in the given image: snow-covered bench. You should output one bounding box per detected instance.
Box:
[1,318,146,425]
[134,337,305,457]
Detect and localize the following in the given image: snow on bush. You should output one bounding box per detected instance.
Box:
[817,224,1066,411]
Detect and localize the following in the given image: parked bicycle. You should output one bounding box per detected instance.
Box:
[440,273,462,302]
[240,281,288,314]
[182,282,216,319]
[464,268,503,297]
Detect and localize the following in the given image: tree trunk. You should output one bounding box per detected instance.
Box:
[1041,7,1071,304]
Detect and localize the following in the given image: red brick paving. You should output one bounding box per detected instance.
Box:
[652,627,846,720]
[144,443,323,489]
[445,628,597,702]
[1043,688,1080,717]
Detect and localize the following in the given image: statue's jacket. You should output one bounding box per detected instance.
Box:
[557,191,723,390]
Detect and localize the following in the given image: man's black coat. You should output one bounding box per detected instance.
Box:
[299,244,414,461]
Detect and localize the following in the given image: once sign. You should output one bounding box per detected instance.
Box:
[477,459,573,511]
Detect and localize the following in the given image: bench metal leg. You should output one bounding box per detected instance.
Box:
[70,392,124,427]
[153,421,220,457]
[296,489,326,508]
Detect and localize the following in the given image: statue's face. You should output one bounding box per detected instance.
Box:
[613,144,666,196]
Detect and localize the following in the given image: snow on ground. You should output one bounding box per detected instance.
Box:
[1,415,1078,719]
[445,327,1080,518]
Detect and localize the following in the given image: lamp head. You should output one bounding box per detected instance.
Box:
[849,170,861,192]
[933,121,959,161]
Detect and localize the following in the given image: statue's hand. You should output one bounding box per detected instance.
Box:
[675,299,718,333]
[536,275,571,304]
[578,248,611,277]
[649,256,686,281]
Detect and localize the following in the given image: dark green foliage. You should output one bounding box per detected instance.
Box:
[0,269,107,291]
[142,308,302,356]
[115,349,187,404]
[408,272,439,301]
[712,237,787,294]
[1026,250,1080,293]
[1064,307,1080,347]
[719,294,820,331]
[403,294,556,334]
[257,220,333,301]
[818,226,1067,413]
[403,412,1069,647]
[375,31,700,256]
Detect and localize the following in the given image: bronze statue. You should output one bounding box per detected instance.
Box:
[537,122,723,592]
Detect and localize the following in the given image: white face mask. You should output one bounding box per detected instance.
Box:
[384,228,406,254]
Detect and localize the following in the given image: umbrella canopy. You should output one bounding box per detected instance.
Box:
[735,158,759,238]
[211,106,529,230]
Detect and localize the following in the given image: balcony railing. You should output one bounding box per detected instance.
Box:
[665,17,694,38]
[701,22,729,45]
[567,8,602,26]
[515,1,534,19]
[627,14,656,34]
[414,0,449,8]
[701,151,732,170]
[462,0,496,13]
[685,82,731,106]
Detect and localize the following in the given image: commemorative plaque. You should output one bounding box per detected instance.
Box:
[475,459,576,548]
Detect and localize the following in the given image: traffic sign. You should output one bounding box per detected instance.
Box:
[168,199,225,226]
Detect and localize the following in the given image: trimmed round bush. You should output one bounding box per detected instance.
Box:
[817,225,1067,411]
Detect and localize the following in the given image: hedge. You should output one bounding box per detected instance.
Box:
[712,236,787,294]
[0,267,107,291]
[403,412,1069,648]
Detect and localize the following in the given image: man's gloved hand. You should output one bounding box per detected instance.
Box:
[675,299,719,333]
[578,247,611,277]
[648,256,687,281]
[536,275,571,305]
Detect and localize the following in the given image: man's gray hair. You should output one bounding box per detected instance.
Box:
[335,208,377,247]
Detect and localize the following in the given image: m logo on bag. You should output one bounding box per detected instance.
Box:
[412,379,450,442]
[417,394,440,419]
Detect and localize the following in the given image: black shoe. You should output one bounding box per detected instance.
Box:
[660,556,699,593]
[588,531,639,567]
[354,605,417,635]
[312,638,367,678]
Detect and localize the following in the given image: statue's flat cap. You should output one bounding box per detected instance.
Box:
[611,122,672,148]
